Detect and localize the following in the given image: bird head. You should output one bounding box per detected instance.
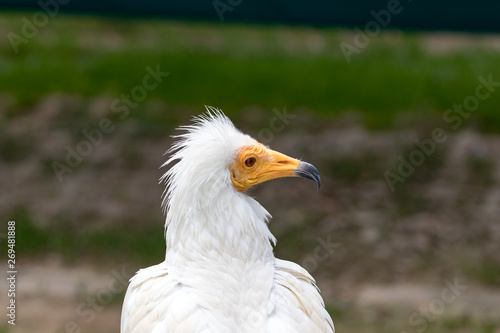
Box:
[161,108,320,213]
[229,142,320,192]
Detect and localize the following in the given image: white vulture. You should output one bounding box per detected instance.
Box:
[121,108,334,333]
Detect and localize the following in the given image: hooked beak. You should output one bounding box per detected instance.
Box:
[294,161,321,190]
[230,144,322,192]
[259,148,321,190]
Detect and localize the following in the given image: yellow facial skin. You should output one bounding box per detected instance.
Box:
[229,143,302,192]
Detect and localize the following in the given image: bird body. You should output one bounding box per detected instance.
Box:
[121,109,334,333]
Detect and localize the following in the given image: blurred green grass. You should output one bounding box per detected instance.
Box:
[1,12,500,131]
[13,207,164,266]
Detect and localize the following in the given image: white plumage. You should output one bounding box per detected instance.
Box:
[121,108,334,333]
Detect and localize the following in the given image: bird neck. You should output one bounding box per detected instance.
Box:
[164,188,276,268]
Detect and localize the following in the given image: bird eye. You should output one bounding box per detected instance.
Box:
[244,157,256,168]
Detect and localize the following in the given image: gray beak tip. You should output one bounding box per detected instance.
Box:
[294,161,321,191]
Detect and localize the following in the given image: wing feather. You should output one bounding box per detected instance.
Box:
[121,263,226,333]
[270,259,334,333]
[121,263,172,333]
